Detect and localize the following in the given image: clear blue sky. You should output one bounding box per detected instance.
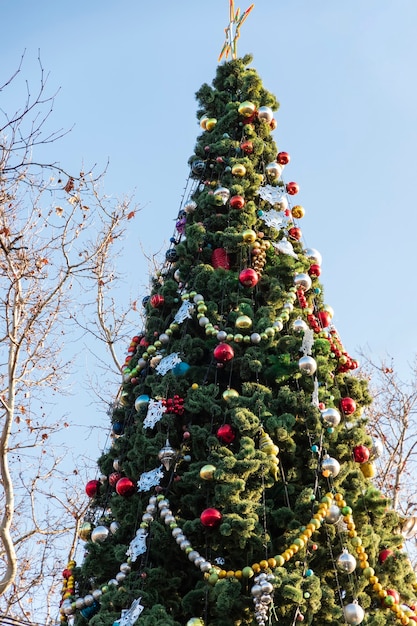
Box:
[2,1,417,382]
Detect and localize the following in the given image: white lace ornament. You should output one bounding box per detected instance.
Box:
[155,352,182,375]
[137,466,164,492]
[143,399,166,429]
[118,598,145,626]
[127,529,148,562]
[256,184,284,205]
[300,328,315,356]
[311,378,319,407]
[272,237,298,258]
[174,300,194,324]
[258,208,288,230]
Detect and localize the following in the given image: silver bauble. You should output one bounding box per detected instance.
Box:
[75,598,85,610]
[258,106,274,123]
[304,247,322,266]
[84,594,94,606]
[321,455,341,477]
[199,316,209,327]
[217,330,228,342]
[337,549,357,573]
[113,459,121,471]
[116,572,126,582]
[294,273,312,292]
[213,186,230,204]
[292,318,308,334]
[91,525,109,543]
[159,333,170,344]
[158,439,177,470]
[250,333,262,344]
[120,562,131,574]
[174,269,182,283]
[92,589,102,600]
[188,550,201,563]
[62,599,75,615]
[298,356,317,376]
[326,504,342,524]
[344,602,365,625]
[321,407,341,427]
[265,162,283,180]
[400,516,417,539]
[251,584,263,597]
[184,200,197,213]
[275,196,288,211]
[370,437,384,459]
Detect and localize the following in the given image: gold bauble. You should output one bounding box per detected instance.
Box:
[231,163,246,177]
[205,118,217,131]
[238,101,256,117]
[78,521,93,541]
[291,205,305,219]
[360,461,375,478]
[222,388,239,402]
[242,229,257,243]
[235,315,252,330]
[200,115,208,129]
[199,464,216,481]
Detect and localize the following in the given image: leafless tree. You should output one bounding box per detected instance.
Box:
[0,54,139,623]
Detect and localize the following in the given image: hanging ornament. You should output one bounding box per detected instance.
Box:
[117,598,145,626]
[235,315,252,330]
[85,480,100,498]
[91,525,109,544]
[400,517,417,539]
[229,195,245,209]
[158,439,177,470]
[379,548,394,563]
[286,181,299,195]
[135,394,150,411]
[274,237,298,258]
[150,294,165,308]
[337,549,357,573]
[143,399,167,429]
[232,163,246,177]
[360,461,375,478]
[321,455,341,477]
[370,437,384,459]
[240,140,253,154]
[277,151,290,165]
[211,248,230,269]
[298,356,317,376]
[239,268,259,288]
[205,118,217,131]
[116,477,136,497]
[217,423,236,444]
[288,226,302,241]
[213,187,230,205]
[344,602,365,625]
[137,466,164,492]
[321,407,341,427]
[200,464,216,480]
[213,343,235,363]
[318,310,332,327]
[238,101,256,117]
[308,263,321,277]
[186,619,205,626]
[200,507,222,528]
[110,521,120,534]
[78,521,93,541]
[258,106,274,123]
[265,162,283,180]
[293,318,308,334]
[191,160,206,176]
[184,200,197,213]
[353,445,370,464]
[291,205,305,219]
[241,229,257,243]
[304,247,322,266]
[222,388,239,401]
[294,273,312,292]
[109,472,122,487]
[340,397,356,415]
[325,504,341,524]
[252,571,275,625]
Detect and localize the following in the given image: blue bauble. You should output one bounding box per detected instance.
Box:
[173,362,190,377]
[112,422,124,435]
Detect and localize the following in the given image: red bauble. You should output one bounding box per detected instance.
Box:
[200,507,222,528]
[288,227,302,241]
[85,479,100,498]
[277,151,290,165]
[115,477,136,497]
[217,423,236,444]
[150,294,165,308]
[340,397,356,415]
[230,195,245,209]
[240,140,254,154]
[308,264,321,277]
[379,548,394,564]
[211,248,230,269]
[353,445,370,464]
[62,568,72,579]
[318,310,332,328]
[109,471,122,487]
[213,343,235,363]
[286,181,299,195]
[239,268,259,288]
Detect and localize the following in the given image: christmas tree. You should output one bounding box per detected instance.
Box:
[62,6,417,626]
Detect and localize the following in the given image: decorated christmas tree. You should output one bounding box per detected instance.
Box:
[62,5,417,626]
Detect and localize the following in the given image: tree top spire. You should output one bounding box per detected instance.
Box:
[218,0,255,62]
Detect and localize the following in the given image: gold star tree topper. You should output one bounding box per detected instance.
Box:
[218,1,255,62]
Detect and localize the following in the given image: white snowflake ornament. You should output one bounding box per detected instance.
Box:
[117,598,145,626]
[137,466,164,492]
[272,237,298,258]
[174,300,194,324]
[143,399,166,429]
[300,328,315,356]
[127,529,148,562]
[155,352,182,375]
